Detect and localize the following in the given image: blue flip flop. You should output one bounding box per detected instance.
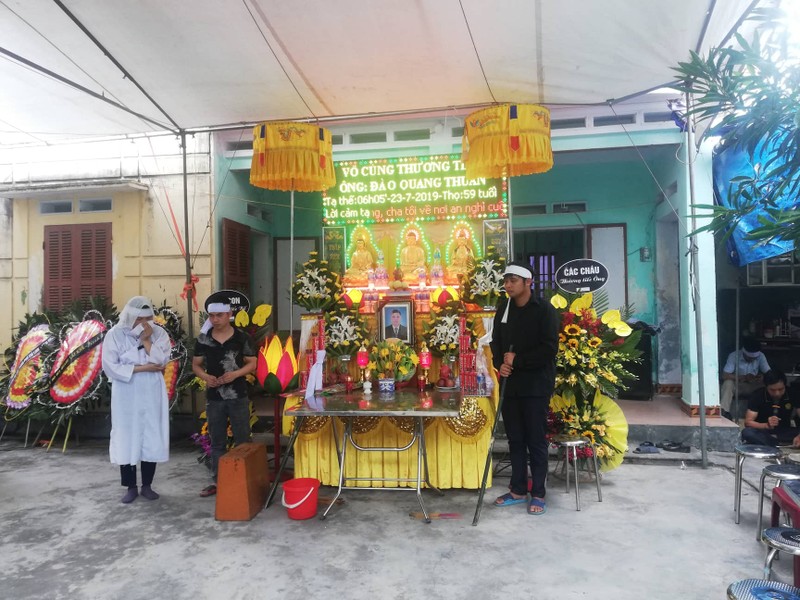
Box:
[494,492,527,507]
[528,497,546,515]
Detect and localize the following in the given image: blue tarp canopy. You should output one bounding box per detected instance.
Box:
[712,136,797,267]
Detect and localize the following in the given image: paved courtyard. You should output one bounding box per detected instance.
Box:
[0,438,792,600]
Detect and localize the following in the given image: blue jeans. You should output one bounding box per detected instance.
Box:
[206,396,251,480]
[741,427,799,447]
[501,393,549,498]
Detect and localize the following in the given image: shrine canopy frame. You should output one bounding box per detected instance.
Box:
[379,299,414,345]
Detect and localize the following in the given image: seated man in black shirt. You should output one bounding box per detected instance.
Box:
[741,370,800,447]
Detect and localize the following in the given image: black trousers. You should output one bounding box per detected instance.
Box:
[501,393,549,498]
[120,462,156,488]
[741,427,800,447]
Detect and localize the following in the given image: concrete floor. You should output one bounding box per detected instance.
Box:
[0,438,795,600]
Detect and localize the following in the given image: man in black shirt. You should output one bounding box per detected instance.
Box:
[192,291,257,496]
[741,370,800,447]
[490,261,559,515]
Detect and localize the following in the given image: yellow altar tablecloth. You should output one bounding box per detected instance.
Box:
[282,393,497,488]
[286,310,499,488]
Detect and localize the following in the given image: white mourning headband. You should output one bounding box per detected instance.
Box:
[503,265,533,279]
[207,303,231,313]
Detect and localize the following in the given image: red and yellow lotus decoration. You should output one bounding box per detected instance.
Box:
[431,286,460,308]
[256,334,299,394]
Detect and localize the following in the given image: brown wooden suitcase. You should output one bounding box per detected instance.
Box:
[215,442,270,521]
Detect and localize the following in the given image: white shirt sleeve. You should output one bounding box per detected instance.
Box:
[723,351,737,374]
[101,329,135,383]
[758,353,771,373]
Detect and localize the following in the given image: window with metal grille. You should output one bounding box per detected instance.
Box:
[44,223,111,310]
[529,253,556,298]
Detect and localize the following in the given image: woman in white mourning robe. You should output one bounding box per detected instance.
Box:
[102,296,171,504]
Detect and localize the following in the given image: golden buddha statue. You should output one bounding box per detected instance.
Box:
[399,230,427,282]
[448,231,474,279]
[345,237,374,281]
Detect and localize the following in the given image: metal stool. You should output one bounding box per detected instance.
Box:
[762,527,800,585]
[735,443,782,524]
[727,577,800,599]
[552,434,602,511]
[758,465,800,540]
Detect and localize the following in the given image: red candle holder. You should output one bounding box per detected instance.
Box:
[357,344,369,382]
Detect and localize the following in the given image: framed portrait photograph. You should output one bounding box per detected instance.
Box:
[379,300,414,345]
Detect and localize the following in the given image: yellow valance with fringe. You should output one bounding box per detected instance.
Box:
[462,103,553,180]
[250,122,335,192]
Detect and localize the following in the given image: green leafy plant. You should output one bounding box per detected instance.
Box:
[672,3,800,244]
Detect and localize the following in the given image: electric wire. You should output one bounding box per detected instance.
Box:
[458,0,497,104]
[241,0,319,119]
[605,101,693,237]
[190,127,250,269]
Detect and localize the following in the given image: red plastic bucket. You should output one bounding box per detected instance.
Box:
[281,478,320,520]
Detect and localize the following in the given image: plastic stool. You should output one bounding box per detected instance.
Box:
[762,527,800,584]
[551,434,602,511]
[216,442,270,521]
[758,464,800,540]
[726,577,800,599]
[735,443,782,524]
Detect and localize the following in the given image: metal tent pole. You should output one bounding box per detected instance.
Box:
[181,131,197,416]
[685,91,708,468]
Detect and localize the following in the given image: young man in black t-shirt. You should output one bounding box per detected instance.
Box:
[192,292,257,497]
[742,370,800,447]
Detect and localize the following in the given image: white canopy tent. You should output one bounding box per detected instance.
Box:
[0,0,765,458]
[0,0,759,146]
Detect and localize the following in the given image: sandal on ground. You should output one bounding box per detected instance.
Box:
[528,497,546,515]
[494,492,527,507]
[658,440,690,453]
[199,484,217,497]
[633,442,660,454]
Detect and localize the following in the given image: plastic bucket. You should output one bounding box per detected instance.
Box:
[281,478,320,520]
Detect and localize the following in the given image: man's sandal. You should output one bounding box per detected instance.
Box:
[494,492,527,507]
[528,498,546,515]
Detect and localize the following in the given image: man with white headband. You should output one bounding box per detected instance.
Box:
[102,296,171,504]
[192,290,257,497]
[490,260,559,515]
[720,336,771,420]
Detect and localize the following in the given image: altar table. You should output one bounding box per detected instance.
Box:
[282,389,496,490]
[274,389,470,522]
[288,310,499,490]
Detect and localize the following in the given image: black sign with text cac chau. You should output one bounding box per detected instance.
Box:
[555,259,609,294]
